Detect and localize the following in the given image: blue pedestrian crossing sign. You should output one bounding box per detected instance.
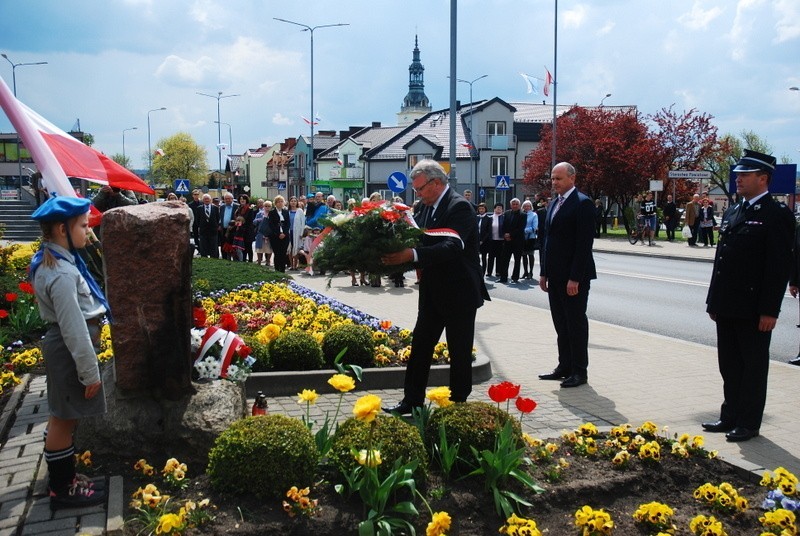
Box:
[174,179,191,194]
[387,171,407,193]
[495,175,511,190]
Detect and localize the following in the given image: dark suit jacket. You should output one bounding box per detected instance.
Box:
[477,214,492,249]
[193,204,220,239]
[540,190,597,282]
[501,209,526,242]
[267,207,291,236]
[414,187,489,312]
[706,195,794,318]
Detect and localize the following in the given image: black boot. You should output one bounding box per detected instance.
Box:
[46,446,105,509]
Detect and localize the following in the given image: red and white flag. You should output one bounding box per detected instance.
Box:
[0,76,154,199]
[543,68,554,97]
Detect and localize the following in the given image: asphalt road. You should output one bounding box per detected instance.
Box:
[484,251,799,362]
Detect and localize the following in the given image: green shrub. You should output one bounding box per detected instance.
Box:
[321,323,375,368]
[207,415,316,500]
[269,329,323,370]
[425,402,522,464]
[241,334,270,371]
[329,415,427,479]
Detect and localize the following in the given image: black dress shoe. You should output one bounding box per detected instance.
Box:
[701,420,735,433]
[725,427,759,442]
[539,369,569,380]
[789,355,800,366]
[560,375,587,388]
[382,401,421,416]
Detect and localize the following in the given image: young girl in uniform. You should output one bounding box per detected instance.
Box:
[29,196,108,508]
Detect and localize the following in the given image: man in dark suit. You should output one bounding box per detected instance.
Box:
[538,162,596,388]
[499,198,526,283]
[382,159,489,414]
[267,195,292,272]
[476,202,492,276]
[193,193,220,258]
[702,149,794,442]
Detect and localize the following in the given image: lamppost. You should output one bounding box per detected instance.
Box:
[791,87,799,92]
[456,74,487,196]
[122,127,137,163]
[214,120,233,191]
[274,18,349,186]
[2,53,48,192]
[600,93,612,106]
[197,91,239,172]
[147,107,166,179]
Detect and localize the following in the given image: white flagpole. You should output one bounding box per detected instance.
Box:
[551,0,558,172]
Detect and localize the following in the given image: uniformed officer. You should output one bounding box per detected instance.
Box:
[702,149,794,442]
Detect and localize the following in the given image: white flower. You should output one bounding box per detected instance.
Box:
[190,328,204,353]
[329,213,351,227]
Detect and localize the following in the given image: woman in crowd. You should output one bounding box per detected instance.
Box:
[235,194,256,262]
[288,196,306,270]
[268,195,291,272]
[521,200,538,279]
[254,200,273,266]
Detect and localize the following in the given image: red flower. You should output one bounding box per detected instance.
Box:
[219,313,238,332]
[237,344,251,358]
[352,201,383,215]
[488,381,521,403]
[380,320,392,330]
[5,293,18,303]
[380,210,402,222]
[192,307,207,328]
[515,396,537,414]
[0,309,8,319]
[393,202,411,212]
[18,281,34,294]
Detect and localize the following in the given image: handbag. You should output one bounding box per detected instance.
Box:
[681,225,691,238]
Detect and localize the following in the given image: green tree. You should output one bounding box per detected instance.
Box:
[150,132,208,187]
[700,130,775,204]
[110,153,131,169]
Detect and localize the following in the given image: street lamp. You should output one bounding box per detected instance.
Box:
[790,87,799,91]
[213,121,233,158]
[197,91,239,172]
[600,93,612,106]
[147,107,166,179]
[274,18,349,186]
[122,127,137,163]
[2,53,48,192]
[455,74,487,196]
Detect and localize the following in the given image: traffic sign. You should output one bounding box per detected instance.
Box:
[667,170,711,179]
[174,179,190,194]
[278,181,287,190]
[479,188,485,199]
[495,175,511,190]
[388,171,407,193]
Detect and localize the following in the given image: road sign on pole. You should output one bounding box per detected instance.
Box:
[387,171,407,193]
[667,170,711,179]
[495,175,510,190]
[174,179,190,194]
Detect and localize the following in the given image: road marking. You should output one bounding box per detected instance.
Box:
[597,269,708,287]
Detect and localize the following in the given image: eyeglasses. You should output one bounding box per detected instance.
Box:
[412,179,435,194]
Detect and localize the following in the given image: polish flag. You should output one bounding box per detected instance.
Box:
[0,76,154,198]
[543,68,554,97]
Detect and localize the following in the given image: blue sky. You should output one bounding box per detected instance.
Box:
[2,0,798,172]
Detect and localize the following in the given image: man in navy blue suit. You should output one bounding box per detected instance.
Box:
[538,162,596,388]
[381,159,489,414]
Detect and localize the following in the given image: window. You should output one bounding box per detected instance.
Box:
[491,156,507,177]
[408,153,433,169]
[487,121,506,136]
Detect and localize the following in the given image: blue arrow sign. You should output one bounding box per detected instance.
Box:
[387,171,407,193]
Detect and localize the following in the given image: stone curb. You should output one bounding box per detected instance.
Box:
[593,245,714,264]
[0,374,30,444]
[245,354,493,398]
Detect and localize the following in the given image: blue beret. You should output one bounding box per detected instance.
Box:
[31,196,91,222]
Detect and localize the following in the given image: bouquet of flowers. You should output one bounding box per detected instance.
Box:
[312,200,422,276]
[190,311,255,382]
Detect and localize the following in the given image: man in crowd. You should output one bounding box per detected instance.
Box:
[499,198,526,283]
[538,162,596,388]
[381,159,489,414]
[218,193,239,259]
[663,194,678,241]
[91,186,138,212]
[703,149,794,441]
[193,193,220,258]
[685,193,700,246]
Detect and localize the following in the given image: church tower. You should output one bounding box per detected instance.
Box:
[397,35,432,126]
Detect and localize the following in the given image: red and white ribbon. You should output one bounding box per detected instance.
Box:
[195,326,246,378]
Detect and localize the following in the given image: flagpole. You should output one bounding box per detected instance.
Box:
[551,0,558,173]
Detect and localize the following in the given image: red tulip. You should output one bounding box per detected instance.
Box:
[488,381,521,403]
[516,397,537,414]
[5,293,18,303]
[0,309,8,319]
[192,307,207,328]
[18,281,34,294]
[219,313,238,332]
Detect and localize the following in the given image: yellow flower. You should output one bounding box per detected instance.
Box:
[328,374,356,393]
[155,512,184,534]
[353,394,382,422]
[355,449,382,468]
[297,389,318,404]
[426,511,452,536]
[426,386,453,408]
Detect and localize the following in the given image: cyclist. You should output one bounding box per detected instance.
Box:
[639,192,657,245]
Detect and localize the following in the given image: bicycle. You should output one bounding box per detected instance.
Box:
[628,215,653,246]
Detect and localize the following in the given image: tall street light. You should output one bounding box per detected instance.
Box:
[147,107,166,179]
[274,18,349,187]
[600,93,612,106]
[2,53,48,190]
[214,120,233,190]
[122,127,137,163]
[456,74,487,196]
[197,91,239,172]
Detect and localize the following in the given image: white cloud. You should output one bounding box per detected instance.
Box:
[596,21,615,36]
[677,1,723,30]
[155,54,219,87]
[729,0,766,60]
[190,0,226,30]
[563,4,587,29]
[774,0,800,43]
[272,113,293,126]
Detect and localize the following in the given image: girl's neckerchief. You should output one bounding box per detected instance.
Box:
[29,242,111,321]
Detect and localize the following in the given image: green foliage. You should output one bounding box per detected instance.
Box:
[269,329,323,371]
[322,323,375,369]
[207,415,316,500]
[150,132,209,187]
[191,257,287,292]
[426,401,522,467]
[330,415,428,480]
[240,334,270,371]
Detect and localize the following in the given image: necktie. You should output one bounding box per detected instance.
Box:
[742,200,750,210]
[552,196,565,218]
[205,205,210,217]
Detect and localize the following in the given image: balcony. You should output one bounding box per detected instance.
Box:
[474,134,518,151]
[328,167,364,179]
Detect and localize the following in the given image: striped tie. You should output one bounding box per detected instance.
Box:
[552,196,565,217]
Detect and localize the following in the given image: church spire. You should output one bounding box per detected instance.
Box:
[398,34,432,125]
